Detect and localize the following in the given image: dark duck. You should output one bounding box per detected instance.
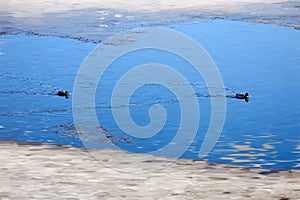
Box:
[235,92,249,102]
[57,91,69,99]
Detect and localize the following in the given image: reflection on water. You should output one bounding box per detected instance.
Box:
[0,20,300,170]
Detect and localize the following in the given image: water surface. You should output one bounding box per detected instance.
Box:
[0,20,299,170]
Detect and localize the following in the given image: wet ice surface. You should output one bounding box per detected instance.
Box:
[1,143,300,200]
[1,0,300,43]
[0,19,300,170]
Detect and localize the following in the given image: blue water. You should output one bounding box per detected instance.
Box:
[0,20,299,170]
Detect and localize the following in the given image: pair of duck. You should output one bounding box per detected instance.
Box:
[57,90,250,102]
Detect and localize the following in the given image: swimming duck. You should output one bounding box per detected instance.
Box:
[235,92,249,102]
[57,91,69,99]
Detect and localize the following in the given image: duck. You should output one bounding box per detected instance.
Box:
[57,91,69,99]
[235,92,249,102]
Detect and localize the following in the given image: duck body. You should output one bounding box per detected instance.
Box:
[235,93,246,99]
[235,92,249,102]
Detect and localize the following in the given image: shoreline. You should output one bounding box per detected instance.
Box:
[1,139,298,172]
[1,17,299,45]
[1,141,300,199]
